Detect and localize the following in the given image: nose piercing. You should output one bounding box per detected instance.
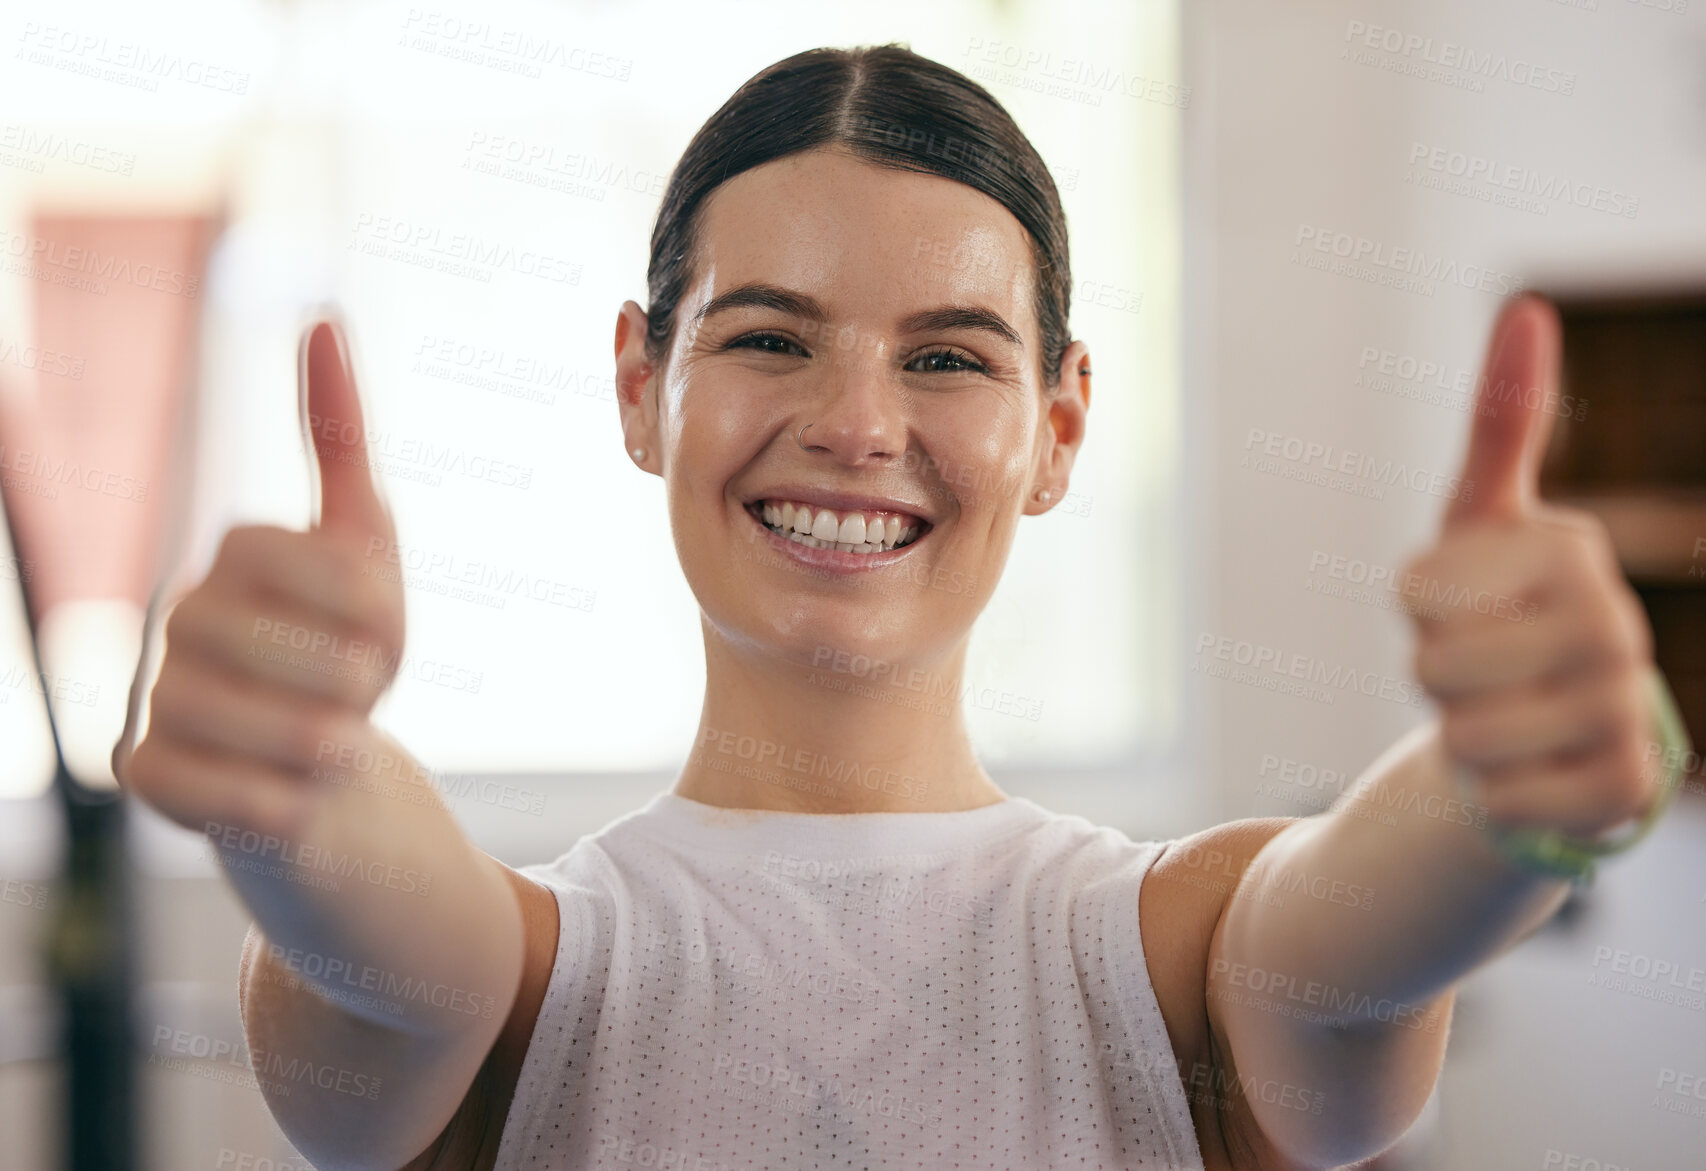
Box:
[797,422,815,450]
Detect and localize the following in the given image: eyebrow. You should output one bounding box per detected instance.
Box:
[694,282,1024,349]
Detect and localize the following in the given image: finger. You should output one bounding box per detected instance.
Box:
[1439,671,1641,772]
[126,735,317,841]
[1472,732,1656,836]
[164,594,393,708]
[1444,294,1562,528]
[147,654,361,775]
[212,526,402,647]
[1415,607,1588,699]
[300,318,396,546]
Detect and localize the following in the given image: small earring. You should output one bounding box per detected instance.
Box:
[631,447,646,462]
[1037,488,1052,504]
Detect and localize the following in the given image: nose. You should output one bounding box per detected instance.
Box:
[795,345,908,466]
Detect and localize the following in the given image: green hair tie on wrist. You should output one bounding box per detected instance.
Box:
[1464,666,1692,883]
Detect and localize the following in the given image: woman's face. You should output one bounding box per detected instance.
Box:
[616,145,1088,675]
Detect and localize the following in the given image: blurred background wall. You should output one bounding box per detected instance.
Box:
[0,0,1702,1168]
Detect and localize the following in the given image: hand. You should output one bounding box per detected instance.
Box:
[1402,295,1658,840]
[120,320,407,837]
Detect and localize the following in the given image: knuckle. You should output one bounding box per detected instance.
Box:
[291,709,347,771]
[1440,710,1484,761]
[1600,736,1654,821]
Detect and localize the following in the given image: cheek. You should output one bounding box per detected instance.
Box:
[934,410,1036,524]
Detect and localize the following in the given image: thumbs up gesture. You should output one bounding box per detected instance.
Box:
[1402,295,1660,839]
[122,320,408,837]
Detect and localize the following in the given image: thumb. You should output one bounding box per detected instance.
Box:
[1444,293,1562,527]
[299,318,395,546]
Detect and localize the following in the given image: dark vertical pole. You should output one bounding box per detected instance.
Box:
[0,495,136,1171]
[49,778,135,1171]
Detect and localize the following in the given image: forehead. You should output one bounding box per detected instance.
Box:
[688,147,1036,333]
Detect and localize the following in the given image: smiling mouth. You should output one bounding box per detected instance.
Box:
[746,498,931,555]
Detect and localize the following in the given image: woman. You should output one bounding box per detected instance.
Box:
[120,43,1675,1171]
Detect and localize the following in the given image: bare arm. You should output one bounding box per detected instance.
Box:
[222,727,524,1171]
[1206,721,1568,1168]
[121,320,526,1169]
[1205,297,1662,1169]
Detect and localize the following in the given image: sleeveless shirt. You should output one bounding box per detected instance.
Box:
[491,791,1205,1170]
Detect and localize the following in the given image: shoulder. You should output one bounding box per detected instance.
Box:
[396,861,561,1171]
[1138,817,1303,1168]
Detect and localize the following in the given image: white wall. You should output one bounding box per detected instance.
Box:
[1183,2,1706,1167]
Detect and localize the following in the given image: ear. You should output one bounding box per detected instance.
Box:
[1025,338,1091,516]
[614,299,661,474]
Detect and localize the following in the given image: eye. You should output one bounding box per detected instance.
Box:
[908,348,988,375]
[725,330,807,357]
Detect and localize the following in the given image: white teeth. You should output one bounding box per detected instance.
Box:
[755,499,927,555]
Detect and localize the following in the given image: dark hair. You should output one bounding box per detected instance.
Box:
[645,43,1072,392]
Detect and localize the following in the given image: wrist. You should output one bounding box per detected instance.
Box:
[1464,665,1691,882]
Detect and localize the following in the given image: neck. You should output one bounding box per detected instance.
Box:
[674,622,1007,814]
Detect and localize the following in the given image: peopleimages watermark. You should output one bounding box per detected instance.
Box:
[0,446,149,503]
[460,131,665,204]
[1588,945,1706,1013]
[258,942,498,1021]
[694,725,935,804]
[712,1050,945,1129]
[1242,427,1473,504]
[1406,142,1639,220]
[1340,20,1576,97]
[1107,1045,1327,1117]
[214,1149,312,1171]
[248,616,484,694]
[148,1026,380,1101]
[204,819,433,897]
[808,645,1044,722]
[644,928,880,1010]
[1193,631,1429,708]
[0,123,134,177]
[757,852,995,926]
[15,22,251,95]
[397,10,632,81]
[1210,959,1443,1033]
[0,334,86,380]
[961,37,1191,109]
[311,737,548,816]
[1254,753,1489,830]
[1655,1066,1706,1120]
[0,229,200,299]
[1292,225,1525,298]
[301,410,535,493]
[1540,1149,1634,1171]
[361,536,596,614]
[1148,839,1376,912]
[1306,548,1538,625]
[591,1133,736,1171]
[0,662,101,708]
[412,331,617,407]
[1,878,50,910]
[348,212,581,287]
[1355,344,1588,422]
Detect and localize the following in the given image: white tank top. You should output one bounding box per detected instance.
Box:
[492,791,1205,1170]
